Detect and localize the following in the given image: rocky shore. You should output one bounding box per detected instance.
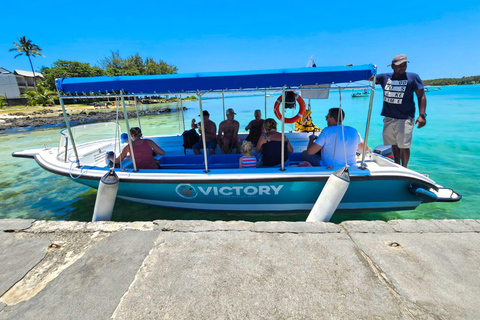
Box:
[0,107,181,132]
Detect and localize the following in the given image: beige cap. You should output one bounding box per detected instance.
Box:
[388,54,409,66]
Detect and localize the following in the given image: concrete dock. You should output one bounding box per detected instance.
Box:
[1,219,480,319]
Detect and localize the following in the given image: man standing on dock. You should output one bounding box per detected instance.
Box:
[375,54,427,168]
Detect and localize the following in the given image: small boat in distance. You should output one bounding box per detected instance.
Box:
[351,89,370,97]
[424,87,441,92]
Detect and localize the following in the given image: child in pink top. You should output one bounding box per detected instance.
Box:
[239,141,257,168]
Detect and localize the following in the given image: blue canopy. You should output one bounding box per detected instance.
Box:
[56,64,376,95]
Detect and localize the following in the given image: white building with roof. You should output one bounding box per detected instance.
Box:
[0,67,44,99]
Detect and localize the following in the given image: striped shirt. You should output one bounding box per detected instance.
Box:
[241,156,257,168]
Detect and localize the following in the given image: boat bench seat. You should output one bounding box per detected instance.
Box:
[157,155,205,169]
[156,152,304,169]
[157,154,244,169]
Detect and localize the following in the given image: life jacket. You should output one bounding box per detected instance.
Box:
[295,109,321,132]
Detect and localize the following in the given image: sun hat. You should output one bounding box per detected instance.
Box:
[388,54,409,66]
[121,133,129,143]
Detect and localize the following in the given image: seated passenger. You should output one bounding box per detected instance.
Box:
[256,118,293,167]
[217,108,241,154]
[303,108,364,167]
[110,127,165,169]
[245,109,264,146]
[239,141,257,168]
[191,110,217,155]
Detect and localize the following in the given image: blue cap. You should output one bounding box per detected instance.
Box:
[121,133,128,143]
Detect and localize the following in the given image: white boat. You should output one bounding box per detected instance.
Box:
[13,65,461,221]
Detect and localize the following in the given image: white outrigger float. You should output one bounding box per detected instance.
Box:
[13,64,461,221]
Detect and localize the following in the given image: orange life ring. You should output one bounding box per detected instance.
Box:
[273,93,306,124]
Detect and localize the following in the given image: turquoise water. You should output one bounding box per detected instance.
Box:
[1,85,479,223]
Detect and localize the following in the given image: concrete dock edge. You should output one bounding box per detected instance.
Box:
[1,219,480,319]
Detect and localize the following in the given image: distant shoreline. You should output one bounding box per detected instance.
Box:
[0,106,183,132]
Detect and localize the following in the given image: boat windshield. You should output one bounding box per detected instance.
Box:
[57,122,122,163]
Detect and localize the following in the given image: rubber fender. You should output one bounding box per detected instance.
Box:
[92,170,119,221]
[409,184,438,203]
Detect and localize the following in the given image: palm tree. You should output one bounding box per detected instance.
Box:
[9,36,44,92]
[24,85,54,106]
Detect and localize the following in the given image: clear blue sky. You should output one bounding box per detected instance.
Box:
[1,0,479,80]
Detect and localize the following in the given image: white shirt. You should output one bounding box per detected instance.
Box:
[315,125,363,167]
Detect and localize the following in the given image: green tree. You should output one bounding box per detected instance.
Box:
[124,54,145,75]
[41,60,106,91]
[100,51,178,76]
[100,51,125,76]
[24,85,54,106]
[9,36,44,92]
[424,75,480,86]
[144,58,178,75]
[0,96,6,108]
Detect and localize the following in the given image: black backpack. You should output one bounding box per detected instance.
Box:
[182,129,200,154]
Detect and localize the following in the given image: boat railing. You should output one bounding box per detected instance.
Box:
[57,122,123,163]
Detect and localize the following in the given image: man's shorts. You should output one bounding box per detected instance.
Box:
[221,137,240,146]
[301,150,321,166]
[192,140,217,151]
[383,117,414,148]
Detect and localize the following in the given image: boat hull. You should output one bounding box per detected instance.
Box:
[13,130,454,215]
[75,175,423,213]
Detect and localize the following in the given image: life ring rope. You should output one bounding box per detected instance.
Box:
[273,93,306,124]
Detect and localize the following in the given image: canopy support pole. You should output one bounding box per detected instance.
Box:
[360,71,377,170]
[122,90,138,172]
[197,91,209,173]
[222,91,226,121]
[180,94,185,132]
[58,94,80,167]
[134,96,141,131]
[280,87,286,171]
[264,90,268,118]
